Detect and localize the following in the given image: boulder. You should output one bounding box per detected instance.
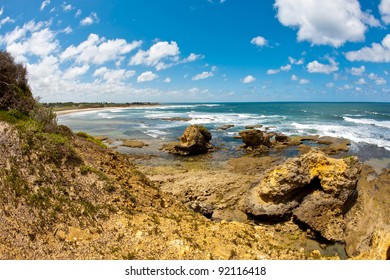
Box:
[242,151,362,241]
[239,129,271,148]
[162,125,213,156]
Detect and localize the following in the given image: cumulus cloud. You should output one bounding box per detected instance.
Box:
[375,78,387,85]
[182,53,203,63]
[137,71,158,83]
[345,34,390,62]
[291,74,298,81]
[63,65,89,80]
[356,78,366,84]
[130,41,180,70]
[351,66,365,76]
[267,69,279,75]
[380,0,390,24]
[306,58,338,74]
[280,64,291,71]
[251,36,267,47]
[367,72,387,85]
[62,3,73,12]
[241,75,256,84]
[299,79,309,84]
[192,71,214,81]
[61,33,142,65]
[93,67,135,83]
[274,0,371,47]
[0,20,59,62]
[80,12,99,26]
[163,77,171,83]
[40,0,50,11]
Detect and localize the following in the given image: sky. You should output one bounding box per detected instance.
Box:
[0,0,390,102]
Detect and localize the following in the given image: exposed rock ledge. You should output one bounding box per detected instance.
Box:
[162,125,213,156]
[242,151,362,241]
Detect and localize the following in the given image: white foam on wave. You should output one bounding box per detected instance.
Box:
[343,117,390,129]
[145,129,168,139]
[290,121,390,151]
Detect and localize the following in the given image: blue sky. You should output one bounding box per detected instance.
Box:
[1,0,390,102]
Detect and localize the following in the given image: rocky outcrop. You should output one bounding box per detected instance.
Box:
[239,129,272,148]
[243,151,362,241]
[162,125,213,156]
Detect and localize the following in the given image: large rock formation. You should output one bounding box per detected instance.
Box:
[242,151,362,241]
[162,125,213,156]
[239,129,272,148]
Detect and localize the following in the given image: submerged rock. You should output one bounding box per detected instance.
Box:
[242,151,362,241]
[121,140,148,148]
[217,124,235,130]
[162,125,213,156]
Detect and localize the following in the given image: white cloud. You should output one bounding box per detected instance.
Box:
[63,65,89,80]
[291,74,298,81]
[130,41,180,70]
[93,67,135,83]
[380,0,390,24]
[345,34,390,62]
[306,58,338,74]
[80,12,99,26]
[356,78,366,84]
[75,9,82,18]
[137,71,158,83]
[62,3,73,12]
[267,69,280,75]
[61,33,142,65]
[0,16,14,27]
[376,78,387,85]
[188,87,200,94]
[351,66,365,76]
[242,75,256,84]
[368,73,379,80]
[40,0,50,11]
[163,77,171,83]
[182,53,203,63]
[61,26,72,34]
[326,82,335,88]
[0,6,3,16]
[288,57,304,65]
[274,0,370,47]
[280,64,291,71]
[299,79,310,84]
[251,36,267,47]
[0,21,59,62]
[192,71,214,81]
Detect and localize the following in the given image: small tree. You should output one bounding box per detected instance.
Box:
[0,50,36,114]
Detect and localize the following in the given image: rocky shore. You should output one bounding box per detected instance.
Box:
[1,118,389,260]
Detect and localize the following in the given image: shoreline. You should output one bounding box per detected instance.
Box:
[55,104,160,116]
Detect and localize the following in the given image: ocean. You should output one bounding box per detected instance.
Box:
[58,102,390,161]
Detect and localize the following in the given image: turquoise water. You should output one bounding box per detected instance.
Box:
[58,102,390,159]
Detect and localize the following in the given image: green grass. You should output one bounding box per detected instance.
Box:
[76,131,107,148]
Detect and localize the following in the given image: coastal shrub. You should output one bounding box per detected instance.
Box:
[0,50,36,114]
[76,131,107,148]
[30,102,58,133]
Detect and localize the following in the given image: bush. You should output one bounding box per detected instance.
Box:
[0,50,36,114]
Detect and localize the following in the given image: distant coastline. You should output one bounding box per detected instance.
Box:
[47,102,160,116]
